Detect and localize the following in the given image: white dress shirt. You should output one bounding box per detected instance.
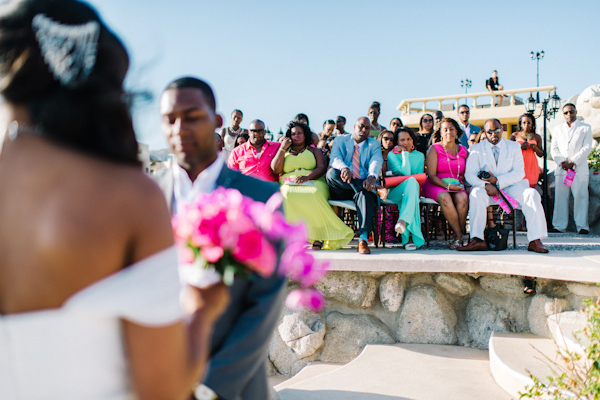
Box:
[172,154,225,215]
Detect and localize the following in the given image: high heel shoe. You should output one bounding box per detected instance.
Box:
[394,220,406,235]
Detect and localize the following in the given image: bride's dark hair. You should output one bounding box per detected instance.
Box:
[0,0,139,165]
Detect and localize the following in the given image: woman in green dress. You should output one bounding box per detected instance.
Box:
[271,121,353,250]
[387,127,426,250]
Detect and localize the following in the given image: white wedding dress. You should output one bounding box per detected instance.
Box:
[0,246,185,400]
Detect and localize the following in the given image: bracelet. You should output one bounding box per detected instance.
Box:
[446,183,450,190]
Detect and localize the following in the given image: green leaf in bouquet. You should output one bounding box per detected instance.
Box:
[223,264,236,286]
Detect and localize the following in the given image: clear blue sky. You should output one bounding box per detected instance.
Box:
[87,0,599,149]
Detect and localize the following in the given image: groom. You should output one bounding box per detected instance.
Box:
[155,76,286,400]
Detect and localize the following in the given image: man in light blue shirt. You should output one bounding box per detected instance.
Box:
[326,116,383,254]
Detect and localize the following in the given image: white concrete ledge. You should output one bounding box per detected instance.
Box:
[313,249,600,283]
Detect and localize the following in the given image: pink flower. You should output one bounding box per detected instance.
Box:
[280,243,328,287]
[201,245,224,263]
[285,289,326,312]
[232,230,277,277]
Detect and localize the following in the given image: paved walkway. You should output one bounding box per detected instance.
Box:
[313,233,600,283]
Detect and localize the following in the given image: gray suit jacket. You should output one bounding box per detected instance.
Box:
[154,164,286,400]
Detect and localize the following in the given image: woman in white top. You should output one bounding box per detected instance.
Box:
[0,1,228,399]
[220,109,247,159]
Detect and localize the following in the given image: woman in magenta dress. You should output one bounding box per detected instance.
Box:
[422,118,469,249]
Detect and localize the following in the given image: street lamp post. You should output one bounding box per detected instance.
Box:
[526,91,561,223]
[460,79,472,94]
[531,51,544,102]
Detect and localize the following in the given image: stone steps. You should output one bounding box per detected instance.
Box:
[489,332,559,399]
[547,311,588,355]
[277,343,511,400]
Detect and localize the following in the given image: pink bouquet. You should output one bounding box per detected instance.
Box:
[172,187,328,312]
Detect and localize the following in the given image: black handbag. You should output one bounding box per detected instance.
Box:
[484,186,514,251]
[485,226,510,251]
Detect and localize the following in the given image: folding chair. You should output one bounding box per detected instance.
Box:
[328,199,379,248]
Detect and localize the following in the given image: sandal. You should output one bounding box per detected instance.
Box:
[394,220,406,235]
[312,240,323,250]
[449,239,463,250]
[404,243,417,251]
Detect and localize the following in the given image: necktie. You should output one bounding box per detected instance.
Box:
[492,146,499,165]
[352,144,361,179]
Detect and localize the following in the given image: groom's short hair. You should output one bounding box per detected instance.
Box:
[164,77,216,112]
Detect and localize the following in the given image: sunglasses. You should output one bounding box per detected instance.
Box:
[422,118,433,122]
[564,110,575,115]
[249,129,265,133]
[382,136,394,141]
[485,128,503,135]
[459,111,470,114]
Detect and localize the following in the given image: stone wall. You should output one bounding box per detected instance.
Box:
[268,271,600,378]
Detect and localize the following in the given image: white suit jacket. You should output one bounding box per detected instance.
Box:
[550,120,593,176]
[465,138,527,190]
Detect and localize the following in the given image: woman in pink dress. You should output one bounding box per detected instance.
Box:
[422,118,469,249]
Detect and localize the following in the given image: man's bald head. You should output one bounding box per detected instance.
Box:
[353,117,371,143]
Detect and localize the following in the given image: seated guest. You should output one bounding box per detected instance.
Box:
[389,117,403,133]
[376,130,400,244]
[456,104,481,149]
[510,113,544,188]
[459,119,549,253]
[416,113,435,156]
[320,119,337,140]
[271,122,353,250]
[234,132,249,147]
[422,118,469,249]
[433,110,444,131]
[387,127,426,250]
[294,113,319,145]
[368,101,386,137]
[228,119,281,181]
[327,117,383,254]
[335,115,350,136]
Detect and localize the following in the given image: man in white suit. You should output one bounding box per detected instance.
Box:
[459,119,549,253]
[550,103,593,234]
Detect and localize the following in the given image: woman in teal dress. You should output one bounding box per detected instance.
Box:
[387,127,425,250]
[271,121,353,250]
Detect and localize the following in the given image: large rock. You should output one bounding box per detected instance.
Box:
[567,282,600,297]
[434,273,475,297]
[278,310,325,359]
[268,328,319,377]
[320,312,395,362]
[466,295,513,349]
[316,271,378,308]
[527,294,570,337]
[396,285,458,345]
[379,273,407,312]
[479,275,528,297]
[576,84,600,139]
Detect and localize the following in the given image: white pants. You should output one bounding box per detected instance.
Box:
[553,172,589,231]
[469,181,548,242]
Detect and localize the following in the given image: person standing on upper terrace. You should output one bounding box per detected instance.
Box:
[433,110,444,132]
[228,119,281,182]
[486,70,504,106]
[327,117,383,254]
[550,103,593,235]
[459,119,549,253]
[457,104,481,149]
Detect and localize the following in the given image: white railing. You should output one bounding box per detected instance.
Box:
[397,86,557,115]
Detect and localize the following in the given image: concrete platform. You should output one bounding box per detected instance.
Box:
[278,344,511,400]
[274,362,344,391]
[314,235,600,283]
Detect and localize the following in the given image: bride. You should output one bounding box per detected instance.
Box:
[0,0,228,399]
